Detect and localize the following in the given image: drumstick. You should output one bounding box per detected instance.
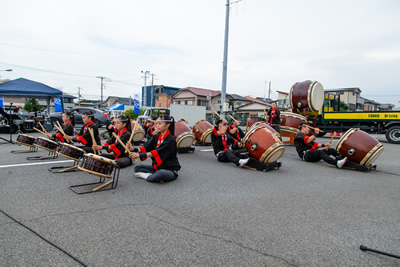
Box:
[112,132,138,161]
[304,124,324,133]
[38,122,48,134]
[33,127,48,137]
[89,128,100,155]
[55,121,72,143]
[327,132,336,151]
[244,119,249,135]
[93,180,113,192]
[228,114,236,121]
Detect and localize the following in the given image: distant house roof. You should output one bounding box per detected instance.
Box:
[105,96,134,105]
[244,96,266,104]
[362,97,380,105]
[62,93,77,99]
[276,90,289,95]
[325,87,362,93]
[230,94,252,101]
[179,87,222,97]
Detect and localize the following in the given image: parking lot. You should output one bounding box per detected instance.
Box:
[1,132,399,266]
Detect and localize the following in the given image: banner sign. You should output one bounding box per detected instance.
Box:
[0,96,3,108]
[134,94,140,114]
[54,97,63,112]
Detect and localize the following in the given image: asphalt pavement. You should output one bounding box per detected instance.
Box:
[0,131,399,266]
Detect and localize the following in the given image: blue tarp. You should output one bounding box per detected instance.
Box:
[106,104,125,111]
[0,78,63,97]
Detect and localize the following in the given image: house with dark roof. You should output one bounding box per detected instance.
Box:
[104,96,135,107]
[324,87,362,111]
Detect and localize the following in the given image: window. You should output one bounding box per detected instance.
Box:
[185,100,193,105]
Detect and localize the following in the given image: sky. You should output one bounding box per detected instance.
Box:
[1,0,400,107]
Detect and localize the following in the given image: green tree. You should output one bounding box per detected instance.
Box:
[24,99,42,112]
[339,100,348,111]
[124,107,146,119]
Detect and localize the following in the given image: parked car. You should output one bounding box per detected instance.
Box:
[50,107,109,128]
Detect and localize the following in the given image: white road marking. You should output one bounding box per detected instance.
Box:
[0,160,73,168]
[200,149,214,152]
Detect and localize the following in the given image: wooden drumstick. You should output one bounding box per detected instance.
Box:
[327,132,336,151]
[228,114,236,121]
[89,128,100,155]
[113,132,138,161]
[33,127,48,137]
[304,124,324,133]
[38,122,48,134]
[55,121,72,143]
[244,119,249,135]
[93,180,113,192]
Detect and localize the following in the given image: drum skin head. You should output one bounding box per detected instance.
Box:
[309,82,324,112]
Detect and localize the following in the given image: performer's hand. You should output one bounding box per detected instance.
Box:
[129,152,139,159]
[238,142,243,148]
[46,133,52,138]
[325,143,331,149]
[64,135,72,141]
[93,145,102,151]
[314,128,320,134]
[126,141,133,151]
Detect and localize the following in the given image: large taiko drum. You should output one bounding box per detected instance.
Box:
[130,120,146,142]
[78,153,117,178]
[16,134,36,147]
[243,125,285,164]
[193,120,213,144]
[174,121,195,148]
[34,137,58,152]
[57,143,85,161]
[336,128,384,166]
[280,112,307,134]
[289,80,324,112]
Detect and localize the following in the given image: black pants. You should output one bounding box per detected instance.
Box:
[134,164,178,183]
[101,153,133,168]
[217,150,247,165]
[304,148,338,165]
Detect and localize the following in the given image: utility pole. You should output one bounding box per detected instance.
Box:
[78,87,82,107]
[96,76,106,109]
[141,71,150,106]
[220,0,241,117]
[268,81,271,99]
[150,73,156,107]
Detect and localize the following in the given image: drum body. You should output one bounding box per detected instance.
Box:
[16,134,36,147]
[57,143,85,161]
[174,121,195,148]
[243,125,285,164]
[289,80,324,112]
[78,153,117,178]
[34,137,58,152]
[130,121,145,142]
[193,120,213,144]
[336,128,384,166]
[280,112,307,134]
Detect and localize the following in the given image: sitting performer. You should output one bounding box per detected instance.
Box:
[91,115,132,168]
[106,116,117,137]
[46,111,75,142]
[227,117,245,150]
[211,118,249,167]
[265,101,281,133]
[64,111,100,153]
[128,115,181,183]
[145,116,158,140]
[294,123,347,168]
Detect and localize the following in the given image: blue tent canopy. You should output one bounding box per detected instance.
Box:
[106,104,125,111]
[0,78,63,97]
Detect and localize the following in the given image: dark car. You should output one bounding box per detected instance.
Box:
[50,107,109,128]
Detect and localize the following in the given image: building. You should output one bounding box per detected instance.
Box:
[229,94,252,111]
[142,85,180,107]
[363,98,380,111]
[276,91,290,109]
[379,103,395,111]
[171,87,232,120]
[324,87,362,111]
